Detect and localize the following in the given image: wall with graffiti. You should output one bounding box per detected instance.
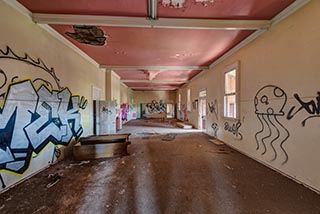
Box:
[133,90,176,118]
[0,2,105,191]
[176,1,320,192]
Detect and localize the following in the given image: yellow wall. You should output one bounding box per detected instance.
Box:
[0,2,105,191]
[179,1,320,192]
[105,70,121,105]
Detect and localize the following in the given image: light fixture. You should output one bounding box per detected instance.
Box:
[147,0,157,20]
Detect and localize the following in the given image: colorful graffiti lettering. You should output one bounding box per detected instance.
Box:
[0,80,86,174]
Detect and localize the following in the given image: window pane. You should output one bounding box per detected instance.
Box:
[187,89,191,111]
[199,90,207,98]
[225,69,236,94]
[224,94,236,118]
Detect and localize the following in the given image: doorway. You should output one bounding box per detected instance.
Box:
[166,103,174,118]
[198,99,206,130]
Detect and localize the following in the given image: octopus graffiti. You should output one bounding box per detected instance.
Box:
[254,85,290,164]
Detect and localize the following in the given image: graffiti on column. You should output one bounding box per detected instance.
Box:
[0,47,87,179]
[287,92,320,127]
[208,99,218,120]
[121,103,129,121]
[254,85,290,164]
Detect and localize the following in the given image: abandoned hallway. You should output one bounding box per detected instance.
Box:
[0,119,319,214]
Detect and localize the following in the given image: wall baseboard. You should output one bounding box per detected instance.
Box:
[205,133,320,195]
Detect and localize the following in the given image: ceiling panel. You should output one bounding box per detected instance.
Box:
[51,25,253,66]
[17,0,147,17]
[16,0,297,91]
[157,0,295,20]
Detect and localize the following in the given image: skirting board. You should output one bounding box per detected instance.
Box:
[205,133,320,195]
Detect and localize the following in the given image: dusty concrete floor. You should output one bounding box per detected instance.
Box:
[1,119,320,214]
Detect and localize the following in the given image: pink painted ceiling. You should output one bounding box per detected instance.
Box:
[157,0,295,19]
[116,70,200,81]
[52,25,253,66]
[17,0,296,91]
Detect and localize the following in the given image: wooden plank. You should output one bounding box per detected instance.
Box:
[73,142,129,160]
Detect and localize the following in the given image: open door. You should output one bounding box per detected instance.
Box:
[198,99,207,130]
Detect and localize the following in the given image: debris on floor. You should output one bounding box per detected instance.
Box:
[224,164,234,170]
[32,206,47,214]
[209,139,225,145]
[66,160,90,169]
[206,149,229,154]
[46,172,63,188]
[176,122,192,129]
[161,133,177,141]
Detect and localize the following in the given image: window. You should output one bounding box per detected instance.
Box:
[199,89,207,98]
[178,93,181,111]
[224,62,239,119]
[187,88,191,111]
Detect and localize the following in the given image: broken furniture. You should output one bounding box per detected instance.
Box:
[73,133,131,160]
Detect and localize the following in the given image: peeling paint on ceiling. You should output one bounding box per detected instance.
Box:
[161,0,215,9]
[194,0,214,7]
[65,25,108,46]
[161,0,186,9]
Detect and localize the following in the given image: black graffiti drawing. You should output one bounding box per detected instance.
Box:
[102,107,112,114]
[224,121,243,140]
[79,96,88,110]
[211,122,219,138]
[208,99,218,120]
[66,25,108,46]
[0,173,5,188]
[0,46,61,89]
[254,85,290,164]
[146,100,166,114]
[0,69,7,98]
[287,92,320,127]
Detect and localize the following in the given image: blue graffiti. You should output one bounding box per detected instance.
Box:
[0,80,85,174]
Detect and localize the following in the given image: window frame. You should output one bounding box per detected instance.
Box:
[178,93,181,111]
[187,88,191,112]
[223,61,240,120]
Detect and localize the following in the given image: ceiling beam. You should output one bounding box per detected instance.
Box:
[100,65,208,71]
[32,13,270,30]
[131,87,177,91]
[121,79,188,83]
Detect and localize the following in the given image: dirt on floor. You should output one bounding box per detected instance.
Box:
[1,120,320,214]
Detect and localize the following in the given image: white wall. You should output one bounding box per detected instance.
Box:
[0,2,105,192]
[178,1,320,192]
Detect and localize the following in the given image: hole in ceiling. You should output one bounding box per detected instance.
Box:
[65,25,108,46]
